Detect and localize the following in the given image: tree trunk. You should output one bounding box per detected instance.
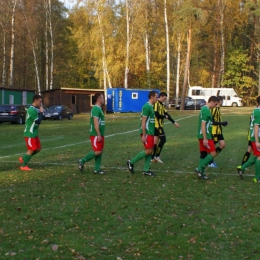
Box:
[181,27,192,110]
[9,0,17,88]
[218,0,225,87]
[23,14,41,94]
[45,0,49,90]
[49,0,54,90]
[145,31,151,87]
[175,33,181,104]
[164,0,170,102]
[124,0,130,88]
[0,23,6,88]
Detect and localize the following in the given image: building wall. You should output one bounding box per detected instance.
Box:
[0,88,35,105]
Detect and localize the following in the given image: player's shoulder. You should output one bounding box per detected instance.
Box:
[27,106,38,114]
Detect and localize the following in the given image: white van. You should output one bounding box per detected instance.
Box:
[188,86,243,107]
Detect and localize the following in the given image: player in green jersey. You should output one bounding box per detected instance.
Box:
[127,91,158,176]
[78,93,105,174]
[237,96,260,182]
[19,95,44,171]
[195,96,219,180]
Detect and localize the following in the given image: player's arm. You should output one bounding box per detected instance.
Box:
[93,117,102,141]
[254,123,260,149]
[154,111,166,119]
[165,112,180,127]
[141,116,147,143]
[30,108,42,125]
[201,121,208,147]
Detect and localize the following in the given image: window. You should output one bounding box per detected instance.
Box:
[227,96,231,100]
[9,95,14,104]
[222,96,226,100]
[22,91,27,105]
[72,95,76,104]
[192,90,201,96]
[132,93,138,99]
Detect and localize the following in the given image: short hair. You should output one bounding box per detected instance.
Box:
[217,96,223,102]
[93,93,103,103]
[208,96,219,103]
[33,94,42,102]
[148,91,158,99]
[257,96,260,105]
[159,92,167,97]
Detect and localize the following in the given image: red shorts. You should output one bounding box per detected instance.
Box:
[90,136,104,151]
[251,142,260,156]
[24,137,41,151]
[199,139,215,153]
[141,134,154,149]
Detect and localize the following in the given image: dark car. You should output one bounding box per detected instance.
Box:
[43,105,73,120]
[0,104,27,124]
[184,99,206,110]
[170,97,192,107]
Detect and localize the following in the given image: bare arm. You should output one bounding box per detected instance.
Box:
[141,116,147,143]
[94,117,102,141]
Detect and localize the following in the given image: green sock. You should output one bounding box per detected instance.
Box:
[255,159,260,180]
[198,154,213,172]
[131,151,146,164]
[81,151,95,164]
[94,154,102,171]
[199,158,205,174]
[144,154,152,172]
[241,156,257,171]
[22,154,32,166]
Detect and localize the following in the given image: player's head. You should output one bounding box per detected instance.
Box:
[148,91,158,105]
[159,92,167,103]
[217,96,223,106]
[32,94,42,108]
[94,93,104,105]
[257,96,260,106]
[207,96,219,109]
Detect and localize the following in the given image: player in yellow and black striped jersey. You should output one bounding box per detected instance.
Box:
[152,92,180,163]
[208,96,228,167]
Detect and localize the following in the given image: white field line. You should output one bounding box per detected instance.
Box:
[0,161,253,177]
[0,115,193,160]
[1,136,64,149]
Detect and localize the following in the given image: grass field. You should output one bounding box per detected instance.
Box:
[0,107,260,260]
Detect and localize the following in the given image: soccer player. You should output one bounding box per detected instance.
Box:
[195,96,219,180]
[237,96,260,181]
[19,94,44,171]
[127,91,158,176]
[78,93,105,174]
[152,92,180,163]
[208,96,228,168]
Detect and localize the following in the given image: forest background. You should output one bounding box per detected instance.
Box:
[0,0,259,106]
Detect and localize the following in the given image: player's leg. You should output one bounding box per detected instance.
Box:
[94,137,105,174]
[241,141,252,165]
[155,129,166,163]
[152,128,159,161]
[20,137,37,170]
[254,155,260,182]
[78,136,99,172]
[143,135,155,176]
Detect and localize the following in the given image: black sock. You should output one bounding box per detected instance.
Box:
[152,144,157,159]
[216,147,222,155]
[241,151,251,165]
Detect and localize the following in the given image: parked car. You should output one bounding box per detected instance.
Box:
[43,105,73,120]
[0,104,27,124]
[25,104,48,112]
[169,97,192,107]
[176,99,206,110]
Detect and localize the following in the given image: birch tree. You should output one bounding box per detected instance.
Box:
[0,22,6,87]
[164,0,170,101]
[48,0,54,90]
[9,0,18,88]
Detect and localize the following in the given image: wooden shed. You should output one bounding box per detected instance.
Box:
[41,88,105,114]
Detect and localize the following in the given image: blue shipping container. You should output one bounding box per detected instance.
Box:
[107,88,160,113]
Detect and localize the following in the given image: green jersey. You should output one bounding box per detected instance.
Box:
[249,107,260,142]
[24,106,40,138]
[197,105,213,139]
[140,102,155,135]
[90,105,105,136]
